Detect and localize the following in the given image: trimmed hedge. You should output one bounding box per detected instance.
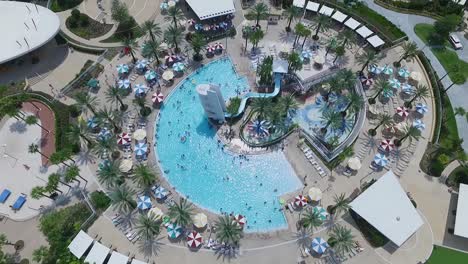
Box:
[90,191,111,211]
[50,0,82,12]
[378,0,463,19]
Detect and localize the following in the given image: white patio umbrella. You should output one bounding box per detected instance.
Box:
[314,56,325,65]
[162,70,174,81]
[347,157,361,170]
[119,159,133,173]
[133,129,147,141]
[168,0,176,7]
[308,187,322,201]
[148,207,164,219]
[193,213,208,228]
[410,71,422,82]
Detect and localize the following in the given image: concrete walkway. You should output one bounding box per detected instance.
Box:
[361,0,468,151]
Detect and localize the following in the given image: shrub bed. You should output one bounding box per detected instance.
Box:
[66,9,113,40]
[378,0,462,19]
[50,0,82,12]
[90,191,111,212]
[447,166,468,188]
[64,60,104,99]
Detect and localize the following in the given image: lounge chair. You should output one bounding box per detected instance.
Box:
[11,194,26,211]
[0,189,11,203]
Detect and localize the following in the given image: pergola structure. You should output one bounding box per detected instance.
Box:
[185,0,235,20]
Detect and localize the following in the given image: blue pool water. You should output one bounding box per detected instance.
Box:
[155,58,302,232]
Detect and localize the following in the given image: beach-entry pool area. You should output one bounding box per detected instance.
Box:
[155,58,302,232]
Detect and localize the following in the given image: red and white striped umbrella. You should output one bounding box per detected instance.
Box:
[117,132,131,145]
[206,45,215,53]
[380,139,395,152]
[233,214,246,227]
[396,106,409,118]
[187,231,203,248]
[214,42,224,50]
[360,76,374,86]
[165,54,177,63]
[152,92,164,103]
[294,195,308,207]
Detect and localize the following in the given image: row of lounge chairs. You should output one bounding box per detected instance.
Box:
[0,189,27,212]
[111,214,141,244]
[300,145,328,178]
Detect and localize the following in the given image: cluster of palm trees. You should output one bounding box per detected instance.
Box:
[30,164,83,200]
[368,113,422,146]
[250,94,299,135]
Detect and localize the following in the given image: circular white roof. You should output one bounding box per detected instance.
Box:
[0,1,60,64]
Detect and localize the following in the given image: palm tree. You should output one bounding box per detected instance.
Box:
[285,6,301,32]
[25,115,50,133]
[93,137,117,159]
[133,96,152,117]
[106,86,127,111]
[368,79,392,104]
[279,94,299,117]
[142,39,162,65]
[328,225,355,254]
[214,215,243,246]
[406,85,429,107]
[141,20,161,42]
[293,23,307,47]
[248,3,269,27]
[369,113,393,136]
[190,33,206,61]
[75,92,100,115]
[321,110,343,132]
[338,30,357,49]
[268,109,286,133]
[251,97,271,120]
[242,26,253,53]
[97,106,121,132]
[28,143,48,160]
[136,214,161,240]
[343,92,364,115]
[164,24,183,52]
[287,51,303,73]
[46,173,63,194]
[165,6,184,29]
[338,69,356,90]
[168,198,194,227]
[397,41,418,64]
[299,208,323,231]
[31,186,53,200]
[49,150,72,168]
[356,50,381,73]
[66,120,93,146]
[311,15,331,40]
[249,29,264,51]
[98,160,123,187]
[123,37,139,63]
[108,184,136,213]
[132,164,158,191]
[330,193,351,216]
[333,46,345,64]
[65,164,87,183]
[396,125,421,146]
[325,37,338,57]
[300,27,312,48]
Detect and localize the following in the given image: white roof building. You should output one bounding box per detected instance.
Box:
[318,5,334,17]
[350,171,424,246]
[306,1,320,12]
[273,59,289,74]
[356,26,373,38]
[293,0,306,8]
[331,11,348,23]
[0,1,60,64]
[131,259,148,264]
[455,184,468,238]
[84,242,110,264]
[344,18,361,30]
[367,35,385,48]
[68,230,94,259]
[108,251,129,264]
[185,0,235,20]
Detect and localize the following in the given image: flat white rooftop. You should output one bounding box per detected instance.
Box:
[306,1,320,12]
[108,251,129,264]
[331,11,347,23]
[68,230,94,258]
[185,0,235,20]
[455,184,468,238]
[293,0,306,8]
[356,26,373,38]
[0,1,60,64]
[84,242,110,264]
[318,5,334,16]
[367,35,385,48]
[344,17,360,30]
[350,171,424,246]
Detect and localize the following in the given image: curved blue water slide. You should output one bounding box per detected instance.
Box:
[225,73,283,118]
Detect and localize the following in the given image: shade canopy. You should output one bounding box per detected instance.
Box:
[367,35,385,48]
[318,5,334,16]
[306,1,320,12]
[68,230,94,258]
[193,213,208,228]
[344,18,360,30]
[116,64,129,74]
[133,129,147,141]
[412,119,425,130]
[117,133,131,145]
[152,92,164,103]
[356,26,373,38]
[368,64,382,74]
[382,65,394,75]
[135,142,148,156]
[374,153,388,167]
[293,0,306,8]
[187,231,203,248]
[87,78,99,88]
[134,84,147,95]
[167,223,183,239]
[162,70,175,81]
[415,103,428,114]
[108,251,129,264]
[131,259,147,264]
[294,195,308,207]
[145,70,157,81]
[311,237,329,254]
[308,187,322,201]
[396,106,409,118]
[234,214,246,227]
[148,207,164,219]
[119,159,133,173]
[153,186,168,199]
[313,206,328,221]
[84,242,110,264]
[137,196,152,210]
[347,157,361,170]
[331,10,347,23]
[350,171,424,246]
[410,71,422,81]
[186,0,235,20]
[380,139,395,152]
[118,79,131,89]
[398,68,410,78]
[172,62,185,72]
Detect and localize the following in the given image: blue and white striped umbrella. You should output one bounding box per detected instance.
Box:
[137,195,152,210]
[133,84,147,95]
[402,83,414,94]
[382,65,394,75]
[368,64,382,74]
[136,59,148,70]
[374,153,388,167]
[135,142,148,156]
[301,49,313,59]
[87,117,98,128]
[154,186,168,199]
[311,237,329,254]
[398,67,410,78]
[388,78,401,89]
[415,103,428,114]
[172,62,185,72]
[98,128,112,140]
[118,79,131,89]
[160,2,168,9]
[167,223,183,239]
[145,70,157,81]
[413,119,425,130]
[116,64,129,74]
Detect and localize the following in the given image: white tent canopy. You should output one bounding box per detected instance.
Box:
[350,171,424,246]
[356,26,373,38]
[331,11,347,23]
[132,259,148,264]
[293,0,306,8]
[185,0,235,20]
[108,251,129,264]
[319,5,334,16]
[344,18,360,30]
[68,230,94,259]
[84,242,110,264]
[455,184,468,238]
[367,35,385,48]
[306,1,320,12]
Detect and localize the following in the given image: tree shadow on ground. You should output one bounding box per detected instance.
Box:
[9,121,27,134]
[137,236,164,259]
[214,245,239,261]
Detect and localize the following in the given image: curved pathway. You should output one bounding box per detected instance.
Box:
[361,0,468,151]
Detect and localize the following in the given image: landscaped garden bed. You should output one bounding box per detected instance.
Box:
[66,9,113,40]
[426,245,468,264]
[447,165,468,188]
[64,60,104,99]
[50,0,82,12]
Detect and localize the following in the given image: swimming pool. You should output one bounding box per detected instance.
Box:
[155,58,302,232]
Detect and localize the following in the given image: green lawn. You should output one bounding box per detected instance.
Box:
[414,24,468,84]
[426,246,468,264]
